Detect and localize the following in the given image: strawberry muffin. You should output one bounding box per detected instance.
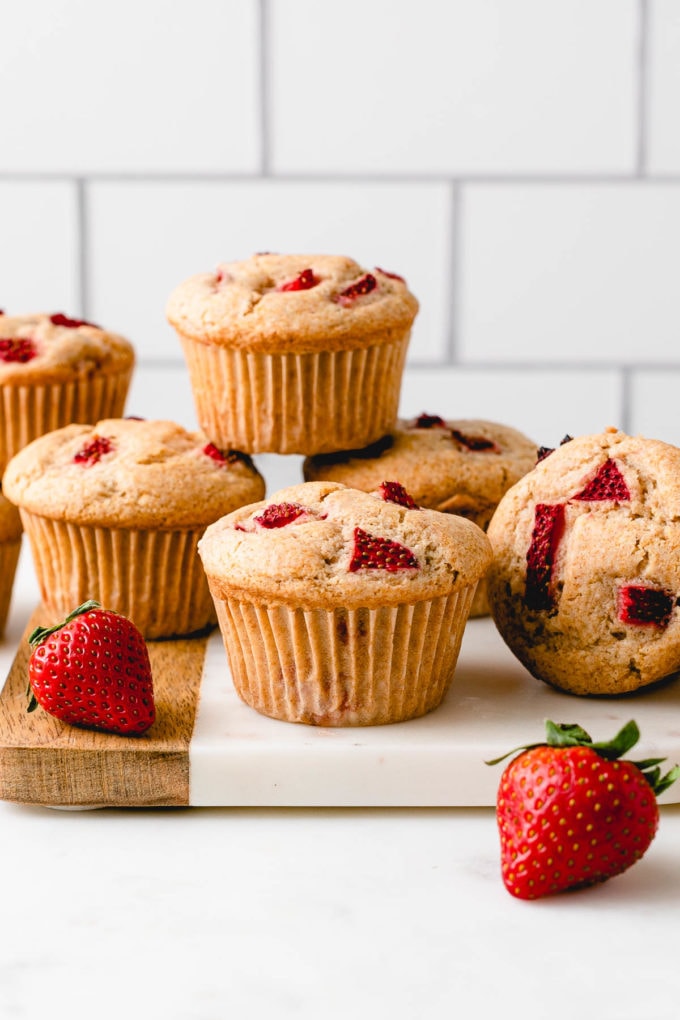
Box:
[0,311,134,470]
[3,418,265,639]
[198,479,492,726]
[304,414,537,616]
[0,484,22,637]
[166,254,418,455]
[487,428,680,695]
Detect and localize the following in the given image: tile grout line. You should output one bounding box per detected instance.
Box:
[259,0,271,176]
[6,172,680,185]
[636,0,650,177]
[75,178,89,318]
[446,182,461,363]
[620,367,633,432]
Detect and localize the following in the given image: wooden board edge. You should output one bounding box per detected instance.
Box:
[0,609,210,808]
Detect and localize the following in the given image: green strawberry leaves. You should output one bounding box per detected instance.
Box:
[487,718,680,798]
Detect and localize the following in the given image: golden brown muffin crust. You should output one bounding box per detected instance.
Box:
[166,254,419,353]
[305,417,537,528]
[0,313,134,384]
[3,418,265,530]
[487,428,680,695]
[199,480,492,611]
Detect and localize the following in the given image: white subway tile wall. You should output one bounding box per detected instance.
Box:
[1,0,677,447]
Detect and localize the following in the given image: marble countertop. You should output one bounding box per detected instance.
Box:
[2,550,680,1019]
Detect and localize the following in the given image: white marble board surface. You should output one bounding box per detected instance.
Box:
[190,615,680,807]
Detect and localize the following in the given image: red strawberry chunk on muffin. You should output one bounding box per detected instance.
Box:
[349,527,419,572]
[277,268,320,292]
[524,503,566,611]
[619,585,675,628]
[0,336,37,363]
[573,458,630,502]
[49,313,100,329]
[336,273,377,306]
[73,435,114,466]
[378,480,419,509]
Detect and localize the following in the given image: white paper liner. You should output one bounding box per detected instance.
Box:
[179,334,410,455]
[210,584,477,726]
[0,367,132,470]
[19,513,215,639]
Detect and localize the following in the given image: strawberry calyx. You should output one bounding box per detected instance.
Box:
[26,600,101,713]
[487,719,680,797]
[28,599,101,650]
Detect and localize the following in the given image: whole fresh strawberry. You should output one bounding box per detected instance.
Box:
[488,720,679,899]
[27,600,155,736]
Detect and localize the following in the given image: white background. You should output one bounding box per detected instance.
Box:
[3,3,680,1018]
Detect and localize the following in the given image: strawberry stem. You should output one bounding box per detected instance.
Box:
[28,600,101,648]
[486,719,679,798]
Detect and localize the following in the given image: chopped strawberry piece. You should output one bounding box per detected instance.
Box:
[375,267,405,282]
[336,273,377,306]
[619,585,675,629]
[412,413,447,429]
[573,459,630,502]
[202,443,253,468]
[349,527,418,572]
[254,503,306,528]
[379,481,418,509]
[525,503,566,611]
[450,428,500,453]
[49,313,99,329]
[73,435,114,466]
[537,434,573,463]
[0,337,37,363]
[203,442,228,464]
[278,268,320,292]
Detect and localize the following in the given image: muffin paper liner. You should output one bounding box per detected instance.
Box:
[209,584,477,726]
[19,513,215,639]
[178,333,410,455]
[0,366,133,470]
[0,539,21,637]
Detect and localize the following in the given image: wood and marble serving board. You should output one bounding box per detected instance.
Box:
[2,611,680,809]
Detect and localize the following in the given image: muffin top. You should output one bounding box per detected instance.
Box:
[304,416,537,528]
[166,254,419,353]
[0,312,134,384]
[486,428,680,695]
[198,480,492,610]
[3,418,265,529]
[0,486,22,542]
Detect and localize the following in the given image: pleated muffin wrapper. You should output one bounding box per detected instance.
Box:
[19,512,216,640]
[0,366,133,471]
[208,583,477,726]
[0,539,22,637]
[178,331,410,456]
